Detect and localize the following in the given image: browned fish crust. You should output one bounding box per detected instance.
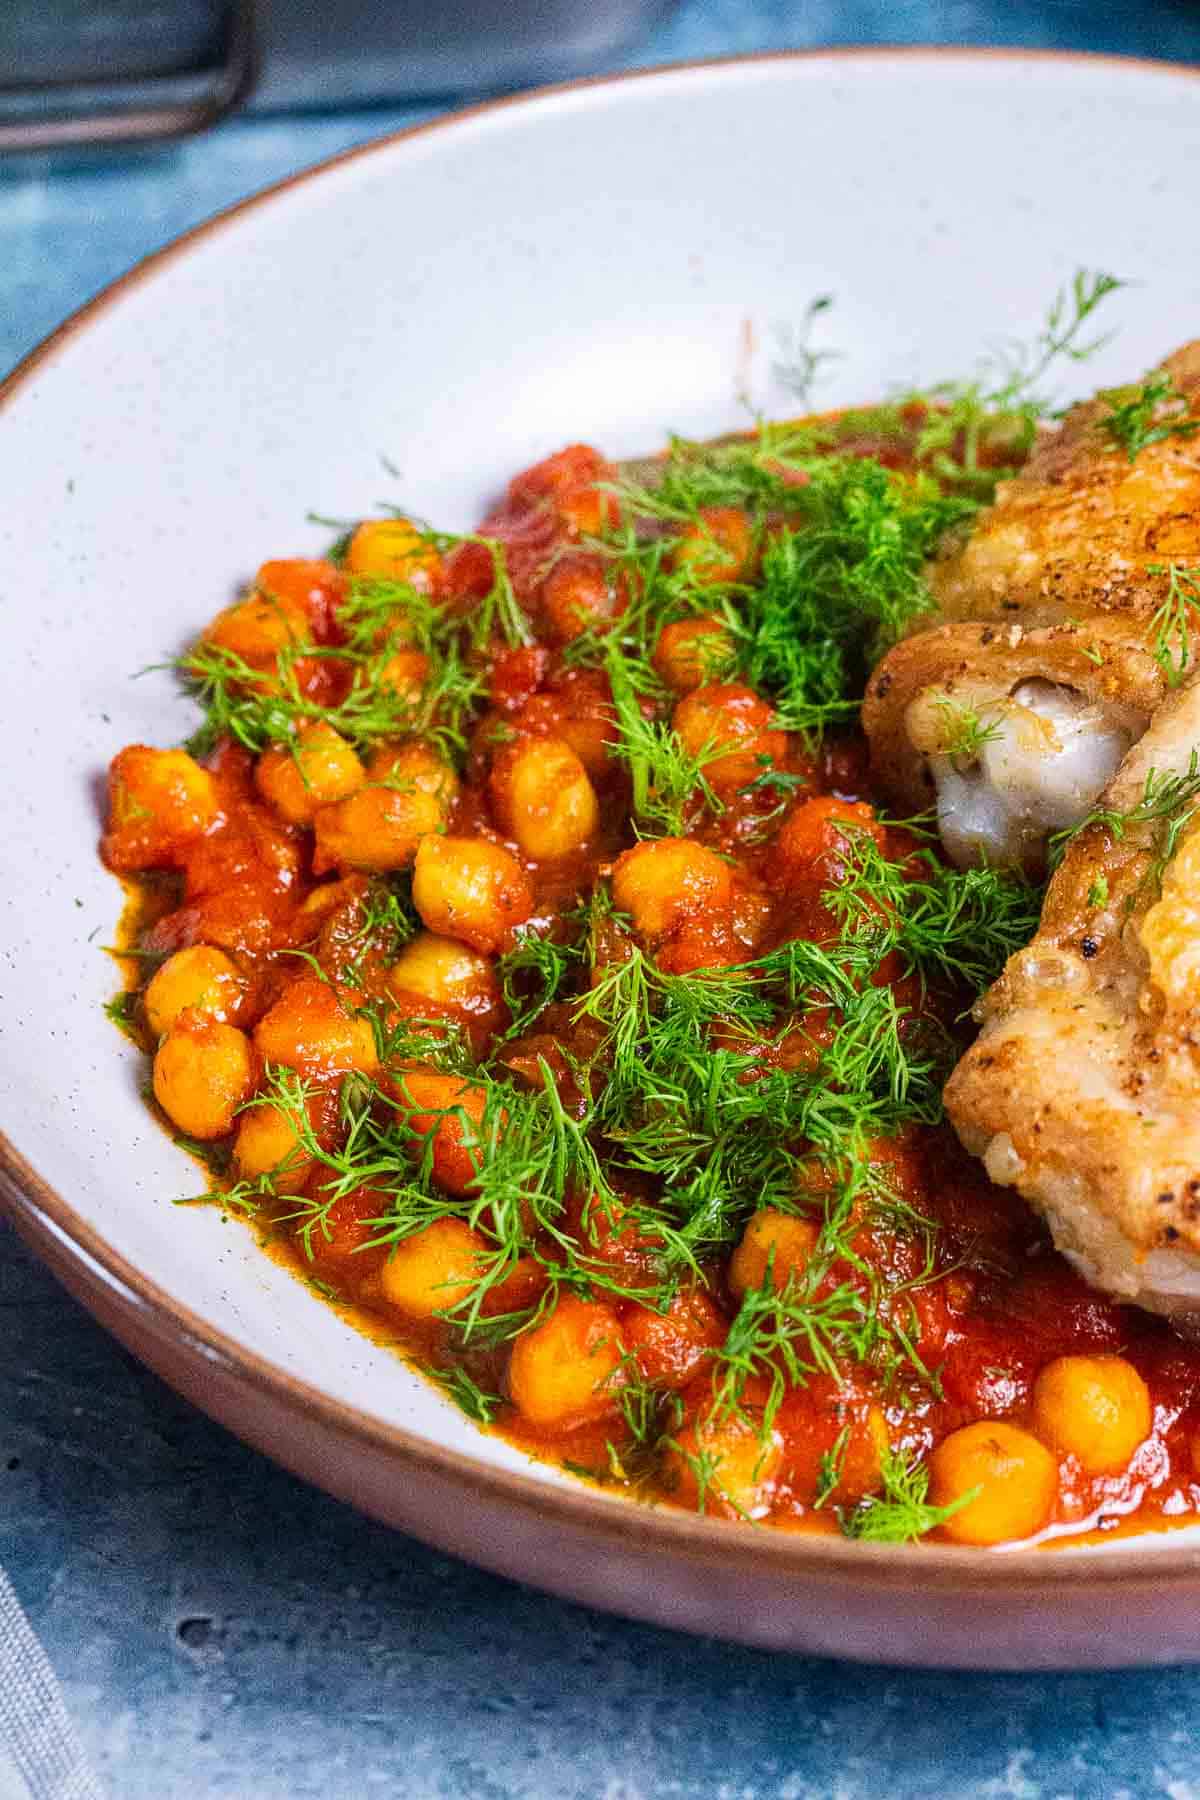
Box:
[926,339,1200,631]
[945,672,1200,1321]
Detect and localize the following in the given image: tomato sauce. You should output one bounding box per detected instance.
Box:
[100,427,1200,1548]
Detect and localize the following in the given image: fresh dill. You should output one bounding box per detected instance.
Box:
[344,876,421,975]
[728,465,972,732]
[1100,368,1200,462]
[934,699,1003,762]
[102,990,141,1041]
[813,1424,852,1509]
[906,268,1125,493]
[840,1444,976,1544]
[180,633,483,764]
[828,831,1042,995]
[431,1364,505,1425]
[1147,562,1200,688]
[772,294,841,407]
[603,637,724,835]
[495,929,582,1040]
[1049,751,1200,897]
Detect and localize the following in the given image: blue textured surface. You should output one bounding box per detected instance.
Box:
[7,3,1200,1794]
[7,1217,1200,1798]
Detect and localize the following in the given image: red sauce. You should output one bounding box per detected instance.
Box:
[101,429,1200,1548]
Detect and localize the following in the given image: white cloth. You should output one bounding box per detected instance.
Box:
[0,1569,103,1800]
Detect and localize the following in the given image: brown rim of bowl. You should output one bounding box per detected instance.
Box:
[5,45,1200,1590]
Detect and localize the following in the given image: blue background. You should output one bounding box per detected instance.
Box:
[6,3,1200,1793]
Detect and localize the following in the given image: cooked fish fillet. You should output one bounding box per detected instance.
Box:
[945,672,1200,1323]
[863,341,1200,869]
[861,619,1161,872]
[928,338,1200,629]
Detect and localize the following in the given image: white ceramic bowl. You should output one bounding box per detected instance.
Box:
[5,49,1200,1668]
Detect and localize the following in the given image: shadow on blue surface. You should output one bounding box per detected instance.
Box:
[3,1218,1199,1799]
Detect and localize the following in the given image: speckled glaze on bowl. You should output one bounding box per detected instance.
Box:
[5,49,1200,1669]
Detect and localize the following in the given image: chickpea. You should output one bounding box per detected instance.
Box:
[672,683,787,798]
[623,1288,726,1389]
[344,517,441,588]
[144,945,246,1039]
[1031,1355,1152,1475]
[203,590,308,667]
[253,973,379,1076]
[379,1218,487,1318]
[671,507,755,586]
[478,1254,550,1317]
[386,932,497,1009]
[508,1297,625,1429]
[233,1095,317,1195]
[152,1013,255,1140]
[667,1406,784,1519]
[102,746,220,873]
[390,1068,495,1195]
[254,723,365,826]
[255,558,344,625]
[411,834,534,953]
[313,742,457,874]
[540,553,624,644]
[375,648,429,702]
[928,1422,1058,1546]
[772,796,883,887]
[652,615,735,694]
[782,1385,891,1506]
[489,737,599,860]
[610,837,733,941]
[508,444,614,514]
[510,671,615,777]
[729,1209,820,1298]
[302,1185,388,1278]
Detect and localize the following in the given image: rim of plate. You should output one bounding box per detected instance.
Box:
[5,45,1200,1591]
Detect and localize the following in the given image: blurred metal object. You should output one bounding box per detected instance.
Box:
[250,0,676,108]
[0,0,257,151]
[0,0,674,151]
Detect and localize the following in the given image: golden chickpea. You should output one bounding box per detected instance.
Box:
[928,1422,1058,1546]
[102,746,220,873]
[540,553,624,644]
[344,517,441,588]
[386,932,497,1008]
[233,1097,315,1195]
[253,973,379,1077]
[610,837,733,941]
[667,1407,784,1519]
[144,945,246,1040]
[313,741,457,874]
[728,1209,820,1298]
[152,1013,256,1140]
[672,683,787,798]
[390,1068,495,1195]
[836,1405,891,1505]
[375,648,430,702]
[508,1297,625,1429]
[1031,1355,1152,1475]
[652,615,735,694]
[378,1218,486,1318]
[489,736,600,860]
[204,590,308,666]
[254,723,365,827]
[411,834,534,953]
[670,507,755,586]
